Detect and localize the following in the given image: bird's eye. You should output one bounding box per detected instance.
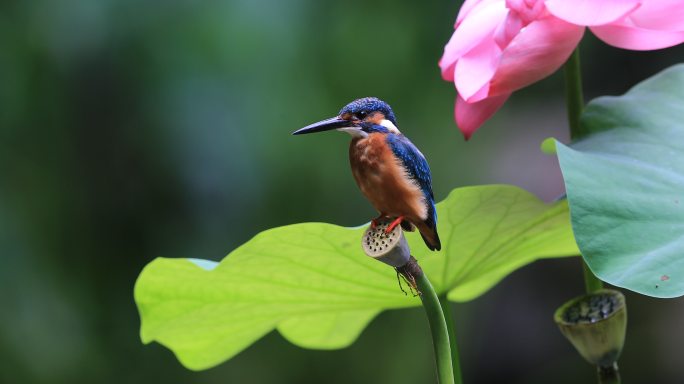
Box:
[356,111,367,119]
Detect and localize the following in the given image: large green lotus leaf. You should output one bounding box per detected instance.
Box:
[135,184,578,370]
[556,64,684,298]
[408,186,578,301]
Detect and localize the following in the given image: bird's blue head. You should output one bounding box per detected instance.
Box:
[293,97,400,138]
[338,97,397,126]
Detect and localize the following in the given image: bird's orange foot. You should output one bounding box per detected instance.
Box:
[385,216,405,234]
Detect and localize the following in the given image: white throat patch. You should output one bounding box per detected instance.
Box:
[337,127,368,138]
[380,119,401,134]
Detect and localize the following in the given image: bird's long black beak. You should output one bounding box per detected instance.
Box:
[292,116,353,135]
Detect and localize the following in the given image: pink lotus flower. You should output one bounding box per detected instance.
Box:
[440,0,684,139]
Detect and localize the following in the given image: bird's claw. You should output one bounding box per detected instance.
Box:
[385,216,404,234]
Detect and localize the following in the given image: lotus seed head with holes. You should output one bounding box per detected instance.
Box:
[554,289,627,367]
[362,221,410,268]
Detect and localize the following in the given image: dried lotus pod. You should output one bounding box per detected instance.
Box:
[362,221,410,268]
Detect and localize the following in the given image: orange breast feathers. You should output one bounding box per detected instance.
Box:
[348,133,428,222]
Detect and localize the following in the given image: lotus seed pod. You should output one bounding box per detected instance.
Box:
[362,221,410,268]
[554,289,627,367]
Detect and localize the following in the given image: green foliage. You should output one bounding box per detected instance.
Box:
[541,137,559,155]
[135,185,578,370]
[413,186,578,301]
[556,64,684,298]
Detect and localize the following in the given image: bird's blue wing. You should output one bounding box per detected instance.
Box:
[386,134,434,199]
[385,133,437,221]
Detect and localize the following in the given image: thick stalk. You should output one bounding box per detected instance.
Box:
[399,257,454,384]
[597,363,621,384]
[564,49,586,141]
[563,48,604,294]
[564,46,620,384]
[583,262,604,293]
[415,273,454,384]
[438,294,463,384]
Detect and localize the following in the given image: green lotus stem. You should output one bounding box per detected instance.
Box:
[399,258,454,384]
[564,49,586,141]
[416,272,454,384]
[365,224,455,384]
[563,47,604,294]
[598,363,621,384]
[583,261,604,293]
[439,294,463,384]
[563,49,620,384]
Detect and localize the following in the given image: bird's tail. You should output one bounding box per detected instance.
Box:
[418,223,441,251]
[417,212,441,251]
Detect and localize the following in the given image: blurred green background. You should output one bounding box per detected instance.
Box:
[2,1,684,383]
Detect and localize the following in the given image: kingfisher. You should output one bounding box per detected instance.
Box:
[293,97,441,251]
